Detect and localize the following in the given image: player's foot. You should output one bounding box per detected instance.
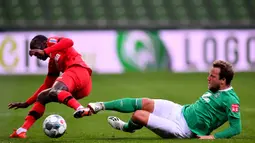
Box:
[107,116,135,133]
[87,102,105,114]
[73,107,92,118]
[9,129,27,138]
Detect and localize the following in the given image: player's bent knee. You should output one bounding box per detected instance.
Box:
[132,110,150,126]
[52,81,69,91]
[142,98,155,113]
[48,89,59,102]
[37,89,51,104]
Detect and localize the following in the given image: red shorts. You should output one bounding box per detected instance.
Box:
[55,66,92,99]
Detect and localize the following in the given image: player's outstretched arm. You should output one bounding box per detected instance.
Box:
[213,117,242,139]
[25,58,60,106]
[8,83,49,110]
[198,117,241,139]
[44,38,73,55]
[212,95,242,139]
[20,74,58,107]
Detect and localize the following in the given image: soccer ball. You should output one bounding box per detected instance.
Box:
[43,114,67,138]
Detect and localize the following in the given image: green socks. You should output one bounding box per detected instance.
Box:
[104,98,144,132]
[103,98,143,113]
[123,119,143,132]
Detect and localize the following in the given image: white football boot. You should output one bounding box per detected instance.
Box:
[107,116,126,131]
[87,102,105,114]
[107,116,135,133]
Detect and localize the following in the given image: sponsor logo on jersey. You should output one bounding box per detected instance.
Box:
[231,104,239,112]
[202,92,212,103]
[54,54,61,68]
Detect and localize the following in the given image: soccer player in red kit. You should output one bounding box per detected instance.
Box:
[8,35,92,138]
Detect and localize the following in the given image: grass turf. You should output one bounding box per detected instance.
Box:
[0,72,254,143]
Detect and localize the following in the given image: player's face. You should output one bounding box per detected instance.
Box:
[30,40,48,61]
[207,67,221,92]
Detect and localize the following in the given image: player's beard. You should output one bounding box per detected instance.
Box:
[209,84,220,93]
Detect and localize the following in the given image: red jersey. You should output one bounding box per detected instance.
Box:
[44,37,92,75]
[26,36,92,105]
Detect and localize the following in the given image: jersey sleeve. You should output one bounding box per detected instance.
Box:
[25,59,59,105]
[214,117,242,139]
[44,37,74,55]
[224,94,241,119]
[214,93,242,138]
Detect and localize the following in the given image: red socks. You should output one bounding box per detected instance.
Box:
[22,102,45,130]
[57,90,81,110]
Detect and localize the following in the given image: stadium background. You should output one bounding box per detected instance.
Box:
[0,0,254,143]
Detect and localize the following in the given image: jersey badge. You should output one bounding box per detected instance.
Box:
[231,104,239,112]
[55,54,61,62]
[49,38,57,43]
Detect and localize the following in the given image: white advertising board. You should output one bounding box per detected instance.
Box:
[0,30,254,74]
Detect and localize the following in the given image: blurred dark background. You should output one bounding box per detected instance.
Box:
[1,0,255,31]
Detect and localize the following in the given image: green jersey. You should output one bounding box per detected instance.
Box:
[183,87,242,138]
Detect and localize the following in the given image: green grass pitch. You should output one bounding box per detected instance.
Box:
[0,72,254,143]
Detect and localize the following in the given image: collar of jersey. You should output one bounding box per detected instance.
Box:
[219,86,233,92]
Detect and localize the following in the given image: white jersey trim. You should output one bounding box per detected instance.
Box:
[219,86,233,91]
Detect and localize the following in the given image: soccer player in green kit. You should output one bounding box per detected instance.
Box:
[74,60,242,139]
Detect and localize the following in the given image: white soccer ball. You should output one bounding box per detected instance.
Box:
[43,114,67,138]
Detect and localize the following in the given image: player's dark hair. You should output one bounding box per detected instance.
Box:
[30,35,48,50]
[213,60,234,85]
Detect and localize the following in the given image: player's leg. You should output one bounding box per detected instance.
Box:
[61,66,92,118]
[100,98,184,119]
[50,66,91,111]
[121,99,179,134]
[78,98,154,131]
[71,68,92,101]
[106,99,167,134]
[72,76,92,118]
[73,98,153,118]
[48,81,85,110]
[108,100,194,138]
[145,99,194,138]
[87,98,154,114]
[107,110,147,133]
[10,68,90,138]
[146,112,186,138]
[10,83,80,138]
[10,88,51,138]
[107,110,177,135]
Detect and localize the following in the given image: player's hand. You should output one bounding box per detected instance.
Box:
[29,49,46,57]
[8,102,29,110]
[197,135,215,139]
